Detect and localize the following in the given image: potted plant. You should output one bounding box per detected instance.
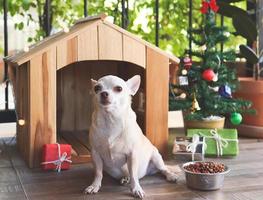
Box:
[169,0,252,130]
[217,0,257,45]
[233,45,263,137]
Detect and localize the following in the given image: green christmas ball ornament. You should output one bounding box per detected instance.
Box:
[230,112,242,125]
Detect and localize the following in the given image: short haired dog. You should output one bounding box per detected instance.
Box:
[84,75,179,198]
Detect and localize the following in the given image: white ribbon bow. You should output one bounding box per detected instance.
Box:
[186,134,206,161]
[199,129,238,157]
[41,143,72,172]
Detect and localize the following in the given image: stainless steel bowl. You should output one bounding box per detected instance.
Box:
[182,161,230,191]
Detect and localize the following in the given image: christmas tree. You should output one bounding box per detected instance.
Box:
[169,0,252,125]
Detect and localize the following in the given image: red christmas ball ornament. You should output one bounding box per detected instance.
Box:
[202,69,215,81]
[183,57,192,70]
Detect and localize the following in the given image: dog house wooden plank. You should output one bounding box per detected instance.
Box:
[58,65,76,131]
[5,19,101,66]
[75,63,93,131]
[78,25,98,61]
[98,23,123,60]
[90,60,119,79]
[16,65,23,159]
[169,63,178,84]
[146,48,169,157]
[56,41,67,70]
[67,36,78,65]
[16,63,30,163]
[57,36,78,70]
[8,64,17,96]
[29,48,56,168]
[123,35,146,68]
[103,20,180,64]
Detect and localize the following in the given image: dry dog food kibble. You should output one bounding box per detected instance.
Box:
[184,162,225,173]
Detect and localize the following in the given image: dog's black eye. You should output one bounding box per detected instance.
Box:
[94,85,102,93]
[114,86,122,92]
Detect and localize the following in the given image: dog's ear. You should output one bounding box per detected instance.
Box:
[126,75,141,96]
[91,79,98,87]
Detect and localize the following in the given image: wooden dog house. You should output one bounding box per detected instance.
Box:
[5,14,180,168]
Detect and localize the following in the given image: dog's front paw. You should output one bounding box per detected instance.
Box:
[84,184,101,194]
[165,171,179,182]
[131,184,145,199]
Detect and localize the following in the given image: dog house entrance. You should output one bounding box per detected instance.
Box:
[56,60,145,163]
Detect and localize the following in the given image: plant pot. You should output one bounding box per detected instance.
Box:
[233,77,263,138]
[184,117,225,129]
[235,77,263,126]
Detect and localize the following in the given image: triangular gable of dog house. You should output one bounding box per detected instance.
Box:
[5,13,180,68]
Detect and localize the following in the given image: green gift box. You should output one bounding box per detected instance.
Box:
[187,129,239,157]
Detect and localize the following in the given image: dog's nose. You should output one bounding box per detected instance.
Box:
[100,91,109,98]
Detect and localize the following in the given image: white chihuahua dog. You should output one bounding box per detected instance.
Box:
[84,75,179,198]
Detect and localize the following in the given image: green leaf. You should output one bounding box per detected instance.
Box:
[233,14,257,42]
[27,37,33,43]
[17,22,24,30]
[217,2,248,18]
[22,0,30,11]
[217,0,245,3]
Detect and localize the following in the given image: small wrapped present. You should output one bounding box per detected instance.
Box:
[172,135,204,161]
[41,143,72,172]
[187,129,239,157]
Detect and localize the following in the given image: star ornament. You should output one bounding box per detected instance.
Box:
[200,0,219,14]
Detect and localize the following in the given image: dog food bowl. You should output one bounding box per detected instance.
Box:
[182,161,230,191]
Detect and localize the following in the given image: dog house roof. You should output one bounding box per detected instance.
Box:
[5,13,180,66]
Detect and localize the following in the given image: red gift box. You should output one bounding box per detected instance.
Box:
[41,143,72,171]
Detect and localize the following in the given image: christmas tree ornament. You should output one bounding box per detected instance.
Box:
[212,73,218,82]
[235,57,241,62]
[230,112,242,125]
[202,69,215,81]
[240,58,246,62]
[191,93,201,112]
[200,0,219,14]
[208,86,219,92]
[219,85,232,98]
[182,69,188,75]
[180,93,187,99]
[178,76,189,86]
[183,56,192,70]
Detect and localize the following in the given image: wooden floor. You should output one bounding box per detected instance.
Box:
[58,131,91,163]
[0,134,263,200]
